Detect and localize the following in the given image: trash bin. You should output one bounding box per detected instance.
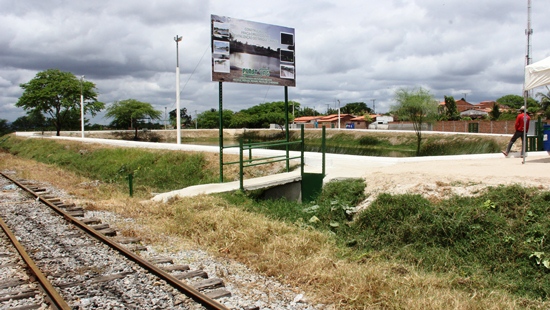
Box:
[543,124,550,151]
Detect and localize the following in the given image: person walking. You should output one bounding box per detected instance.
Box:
[502,106,530,157]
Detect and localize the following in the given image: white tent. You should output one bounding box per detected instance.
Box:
[525,56,550,91]
[522,56,550,163]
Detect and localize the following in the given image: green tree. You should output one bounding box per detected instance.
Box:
[169,108,192,128]
[341,102,373,115]
[0,119,11,137]
[296,106,320,117]
[11,110,49,132]
[535,88,550,119]
[16,69,104,136]
[444,96,460,120]
[229,112,254,128]
[496,94,538,110]
[536,86,550,111]
[490,102,501,120]
[105,99,162,140]
[236,101,293,128]
[197,109,234,129]
[392,87,439,156]
[363,114,373,123]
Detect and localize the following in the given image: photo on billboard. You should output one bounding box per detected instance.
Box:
[211,14,296,87]
[280,64,294,79]
[280,32,294,46]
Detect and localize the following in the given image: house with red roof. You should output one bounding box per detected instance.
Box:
[317,114,355,128]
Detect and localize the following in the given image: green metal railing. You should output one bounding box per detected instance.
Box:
[223,125,305,191]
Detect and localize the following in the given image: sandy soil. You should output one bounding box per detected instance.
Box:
[349,153,550,208]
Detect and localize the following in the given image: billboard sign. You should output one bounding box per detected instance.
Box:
[211,15,295,87]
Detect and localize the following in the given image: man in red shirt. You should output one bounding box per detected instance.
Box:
[503,106,531,157]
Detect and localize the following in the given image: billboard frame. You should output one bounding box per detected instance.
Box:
[211,14,296,87]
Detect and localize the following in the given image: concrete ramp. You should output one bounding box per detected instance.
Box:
[151,170,302,203]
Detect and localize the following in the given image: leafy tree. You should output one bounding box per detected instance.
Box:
[11,110,49,132]
[341,102,373,115]
[490,102,501,120]
[496,94,538,110]
[197,109,234,129]
[105,99,162,140]
[235,101,292,128]
[229,112,254,128]
[0,119,11,137]
[16,69,104,136]
[363,114,373,123]
[444,96,460,120]
[536,86,550,111]
[392,87,439,156]
[535,88,550,119]
[296,106,320,117]
[169,108,192,128]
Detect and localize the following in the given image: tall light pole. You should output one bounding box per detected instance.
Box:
[80,76,85,138]
[371,99,376,114]
[175,35,182,144]
[164,107,167,130]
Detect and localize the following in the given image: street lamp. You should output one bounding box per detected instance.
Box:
[80,75,85,138]
[175,35,182,144]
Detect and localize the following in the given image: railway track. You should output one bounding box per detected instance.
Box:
[0,172,260,310]
[0,214,60,309]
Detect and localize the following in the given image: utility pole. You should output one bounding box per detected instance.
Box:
[80,76,85,138]
[174,35,182,144]
[164,107,167,130]
[195,110,198,129]
[371,99,376,114]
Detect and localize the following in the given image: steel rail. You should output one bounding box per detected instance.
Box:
[0,216,72,310]
[0,172,229,310]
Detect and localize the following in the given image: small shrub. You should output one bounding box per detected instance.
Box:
[358,135,381,146]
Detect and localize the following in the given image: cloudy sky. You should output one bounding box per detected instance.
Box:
[1,0,549,124]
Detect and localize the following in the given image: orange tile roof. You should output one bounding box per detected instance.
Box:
[294,116,320,122]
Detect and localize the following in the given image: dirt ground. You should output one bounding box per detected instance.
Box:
[351,153,550,208]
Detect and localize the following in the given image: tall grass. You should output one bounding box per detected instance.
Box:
[420,136,501,155]
[1,136,219,195]
[240,179,550,300]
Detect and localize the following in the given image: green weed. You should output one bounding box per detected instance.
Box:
[1,136,218,195]
[230,178,550,300]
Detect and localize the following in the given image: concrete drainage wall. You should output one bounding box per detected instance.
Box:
[259,181,302,202]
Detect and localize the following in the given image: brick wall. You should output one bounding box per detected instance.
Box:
[386,120,549,135]
[432,121,516,134]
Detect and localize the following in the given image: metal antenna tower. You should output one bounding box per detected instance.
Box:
[525,0,533,96]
